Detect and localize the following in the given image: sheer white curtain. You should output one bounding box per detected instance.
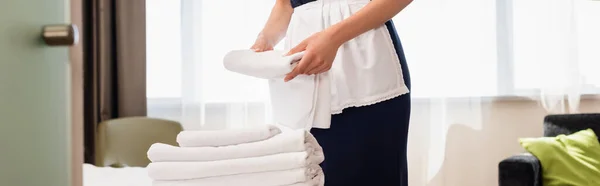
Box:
[146,0,600,185]
[147,0,279,130]
[394,0,493,184]
[395,0,600,185]
[512,0,600,113]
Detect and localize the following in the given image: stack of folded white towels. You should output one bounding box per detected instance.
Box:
[146,125,325,186]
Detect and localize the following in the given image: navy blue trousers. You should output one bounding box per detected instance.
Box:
[310,20,411,186]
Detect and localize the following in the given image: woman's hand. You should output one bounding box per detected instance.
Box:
[251,0,294,52]
[284,31,343,82]
[251,33,276,52]
[280,0,412,81]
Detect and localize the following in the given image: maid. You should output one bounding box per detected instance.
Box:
[251,0,413,185]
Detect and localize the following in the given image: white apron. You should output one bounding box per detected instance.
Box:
[269,0,409,130]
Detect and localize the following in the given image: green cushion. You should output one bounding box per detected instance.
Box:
[519,129,600,186]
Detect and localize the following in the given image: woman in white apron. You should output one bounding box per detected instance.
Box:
[252,0,413,185]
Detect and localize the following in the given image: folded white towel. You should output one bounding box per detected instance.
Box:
[223,50,304,79]
[148,129,323,162]
[223,50,331,130]
[152,165,324,186]
[147,151,323,181]
[176,125,281,147]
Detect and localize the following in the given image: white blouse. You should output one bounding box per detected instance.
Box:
[284,0,409,128]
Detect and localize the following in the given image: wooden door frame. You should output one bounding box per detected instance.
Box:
[70,0,84,185]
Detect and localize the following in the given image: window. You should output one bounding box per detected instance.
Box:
[511,0,600,92]
[146,0,600,125]
[146,0,182,99]
[393,0,499,97]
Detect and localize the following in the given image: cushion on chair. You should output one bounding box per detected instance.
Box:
[519,129,600,186]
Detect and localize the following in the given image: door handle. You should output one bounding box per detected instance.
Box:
[42,24,79,46]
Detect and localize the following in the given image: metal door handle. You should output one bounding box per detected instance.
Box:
[42,24,79,46]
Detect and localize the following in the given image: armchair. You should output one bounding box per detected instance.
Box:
[498,113,600,186]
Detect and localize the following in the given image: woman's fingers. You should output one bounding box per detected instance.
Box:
[298,53,321,75]
[251,42,273,52]
[285,53,314,81]
[306,62,331,75]
[284,69,298,82]
[317,64,331,74]
[305,60,325,75]
[284,54,332,81]
[306,65,325,75]
[286,40,308,56]
[254,47,273,52]
[251,34,274,52]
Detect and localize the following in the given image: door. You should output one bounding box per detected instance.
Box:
[0,0,72,185]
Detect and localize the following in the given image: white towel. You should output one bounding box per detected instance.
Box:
[148,129,323,162]
[151,165,324,186]
[223,50,304,79]
[83,164,152,186]
[176,125,281,147]
[223,50,331,130]
[147,151,323,181]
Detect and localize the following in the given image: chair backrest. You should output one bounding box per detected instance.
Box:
[543,114,600,141]
[95,117,183,167]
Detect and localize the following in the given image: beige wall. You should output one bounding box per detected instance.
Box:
[408,99,600,186]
